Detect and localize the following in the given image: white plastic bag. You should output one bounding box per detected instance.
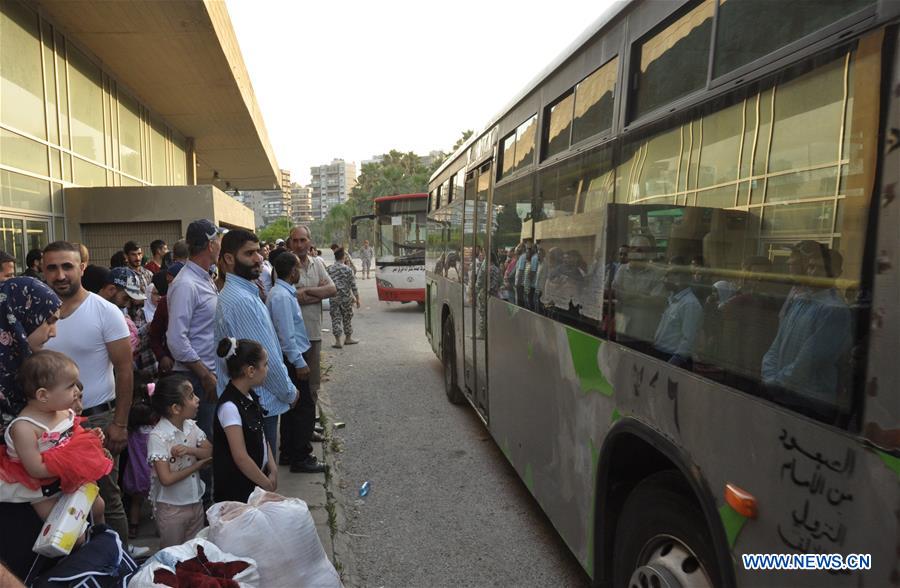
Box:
[207,487,341,588]
[127,538,259,587]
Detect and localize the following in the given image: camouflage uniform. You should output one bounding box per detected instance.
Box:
[326,262,358,338]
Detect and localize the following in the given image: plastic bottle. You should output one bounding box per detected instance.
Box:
[359,481,371,497]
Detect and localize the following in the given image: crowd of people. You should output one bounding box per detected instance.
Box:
[462,233,854,424]
[0,220,366,580]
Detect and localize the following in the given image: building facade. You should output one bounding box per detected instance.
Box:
[310,158,357,220]
[0,0,276,265]
[291,183,313,224]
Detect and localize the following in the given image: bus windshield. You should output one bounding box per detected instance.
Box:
[376,198,426,263]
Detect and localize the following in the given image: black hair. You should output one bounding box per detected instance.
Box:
[220,229,259,260]
[123,241,140,255]
[152,270,169,296]
[110,251,127,268]
[150,374,194,418]
[150,240,166,256]
[172,239,189,261]
[334,248,346,261]
[268,247,287,264]
[25,248,42,269]
[216,337,265,379]
[129,376,155,430]
[43,241,80,255]
[271,251,299,287]
[0,250,14,266]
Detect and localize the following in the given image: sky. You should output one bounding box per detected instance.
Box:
[225,0,617,185]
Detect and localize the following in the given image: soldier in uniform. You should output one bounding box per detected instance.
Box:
[326,248,361,348]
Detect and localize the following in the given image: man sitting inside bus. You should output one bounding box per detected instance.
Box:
[612,234,667,353]
[761,243,851,422]
[653,257,703,368]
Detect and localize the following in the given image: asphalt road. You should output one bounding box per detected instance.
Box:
[322,275,589,587]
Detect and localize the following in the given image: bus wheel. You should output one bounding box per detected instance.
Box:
[613,471,719,588]
[442,318,464,405]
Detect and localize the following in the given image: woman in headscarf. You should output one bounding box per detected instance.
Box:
[0,276,62,580]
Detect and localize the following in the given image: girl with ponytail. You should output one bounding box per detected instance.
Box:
[212,337,277,502]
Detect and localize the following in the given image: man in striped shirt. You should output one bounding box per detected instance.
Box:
[214,229,298,455]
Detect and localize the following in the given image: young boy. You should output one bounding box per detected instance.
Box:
[326,248,361,348]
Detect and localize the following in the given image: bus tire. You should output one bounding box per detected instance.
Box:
[612,470,720,588]
[442,318,465,405]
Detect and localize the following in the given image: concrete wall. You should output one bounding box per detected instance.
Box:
[64,185,255,245]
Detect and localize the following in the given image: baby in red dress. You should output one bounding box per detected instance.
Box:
[0,350,111,524]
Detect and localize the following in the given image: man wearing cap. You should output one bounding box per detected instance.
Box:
[167,220,224,439]
[42,241,137,551]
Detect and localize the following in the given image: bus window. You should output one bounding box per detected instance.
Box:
[491,175,534,304]
[605,33,881,427]
[532,146,614,329]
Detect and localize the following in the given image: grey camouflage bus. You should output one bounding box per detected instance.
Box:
[425,1,900,586]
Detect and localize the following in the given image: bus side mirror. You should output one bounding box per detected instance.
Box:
[350,225,358,240]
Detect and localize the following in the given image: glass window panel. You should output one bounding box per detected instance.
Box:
[633,0,714,119]
[440,179,450,208]
[0,0,45,138]
[500,133,516,178]
[513,115,536,172]
[50,148,61,179]
[761,200,834,235]
[121,175,142,187]
[572,57,617,144]
[753,88,773,175]
[739,97,757,179]
[766,167,838,203]
[0,170,51,212]
[118,91,142,179]
[68,47,104,162]
[150,118,167,184]
[737,180,750,205]
[697,102,742,187]
[453,169,464,203]
[0,217,25,268]
[55,32,70,149]
[544,93,574,160]
[25,219,49,252]
[62,152,72,182]
[769,56,845,173]
[714,0,875,76]
[73,157,106,187]
[0,129,48,176]
[172,133,187,185]
[695,185,736,208]
[41,21,59,145]
[620,126,681,202]
[51,182,63,214]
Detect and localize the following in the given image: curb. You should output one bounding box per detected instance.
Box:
[318,388,360,587]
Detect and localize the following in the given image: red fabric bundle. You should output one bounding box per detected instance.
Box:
[0,418,112,493]
[153,545,251,588]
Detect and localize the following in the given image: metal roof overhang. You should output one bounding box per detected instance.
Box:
[33,0,280,190]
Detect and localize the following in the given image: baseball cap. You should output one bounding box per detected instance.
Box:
[186,219,226,247]
[275,238,285,246]
[109,267,146,301]
[166,261,185,277]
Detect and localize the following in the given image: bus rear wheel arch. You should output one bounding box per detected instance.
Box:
[613,471,718,588]
[442,313,464,405]
[593,425,733,588]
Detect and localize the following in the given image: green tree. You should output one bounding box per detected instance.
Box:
[257,217,293,244]
[452,129,474,152]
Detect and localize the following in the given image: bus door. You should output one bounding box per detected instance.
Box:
[462,162,492,420]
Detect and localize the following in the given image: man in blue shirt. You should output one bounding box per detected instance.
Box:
[215,229,299,460]
[266,250,326,474]
[762,244,851,421]
[653,258,703,368]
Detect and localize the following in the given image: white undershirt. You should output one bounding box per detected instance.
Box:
[217,401,269,468]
